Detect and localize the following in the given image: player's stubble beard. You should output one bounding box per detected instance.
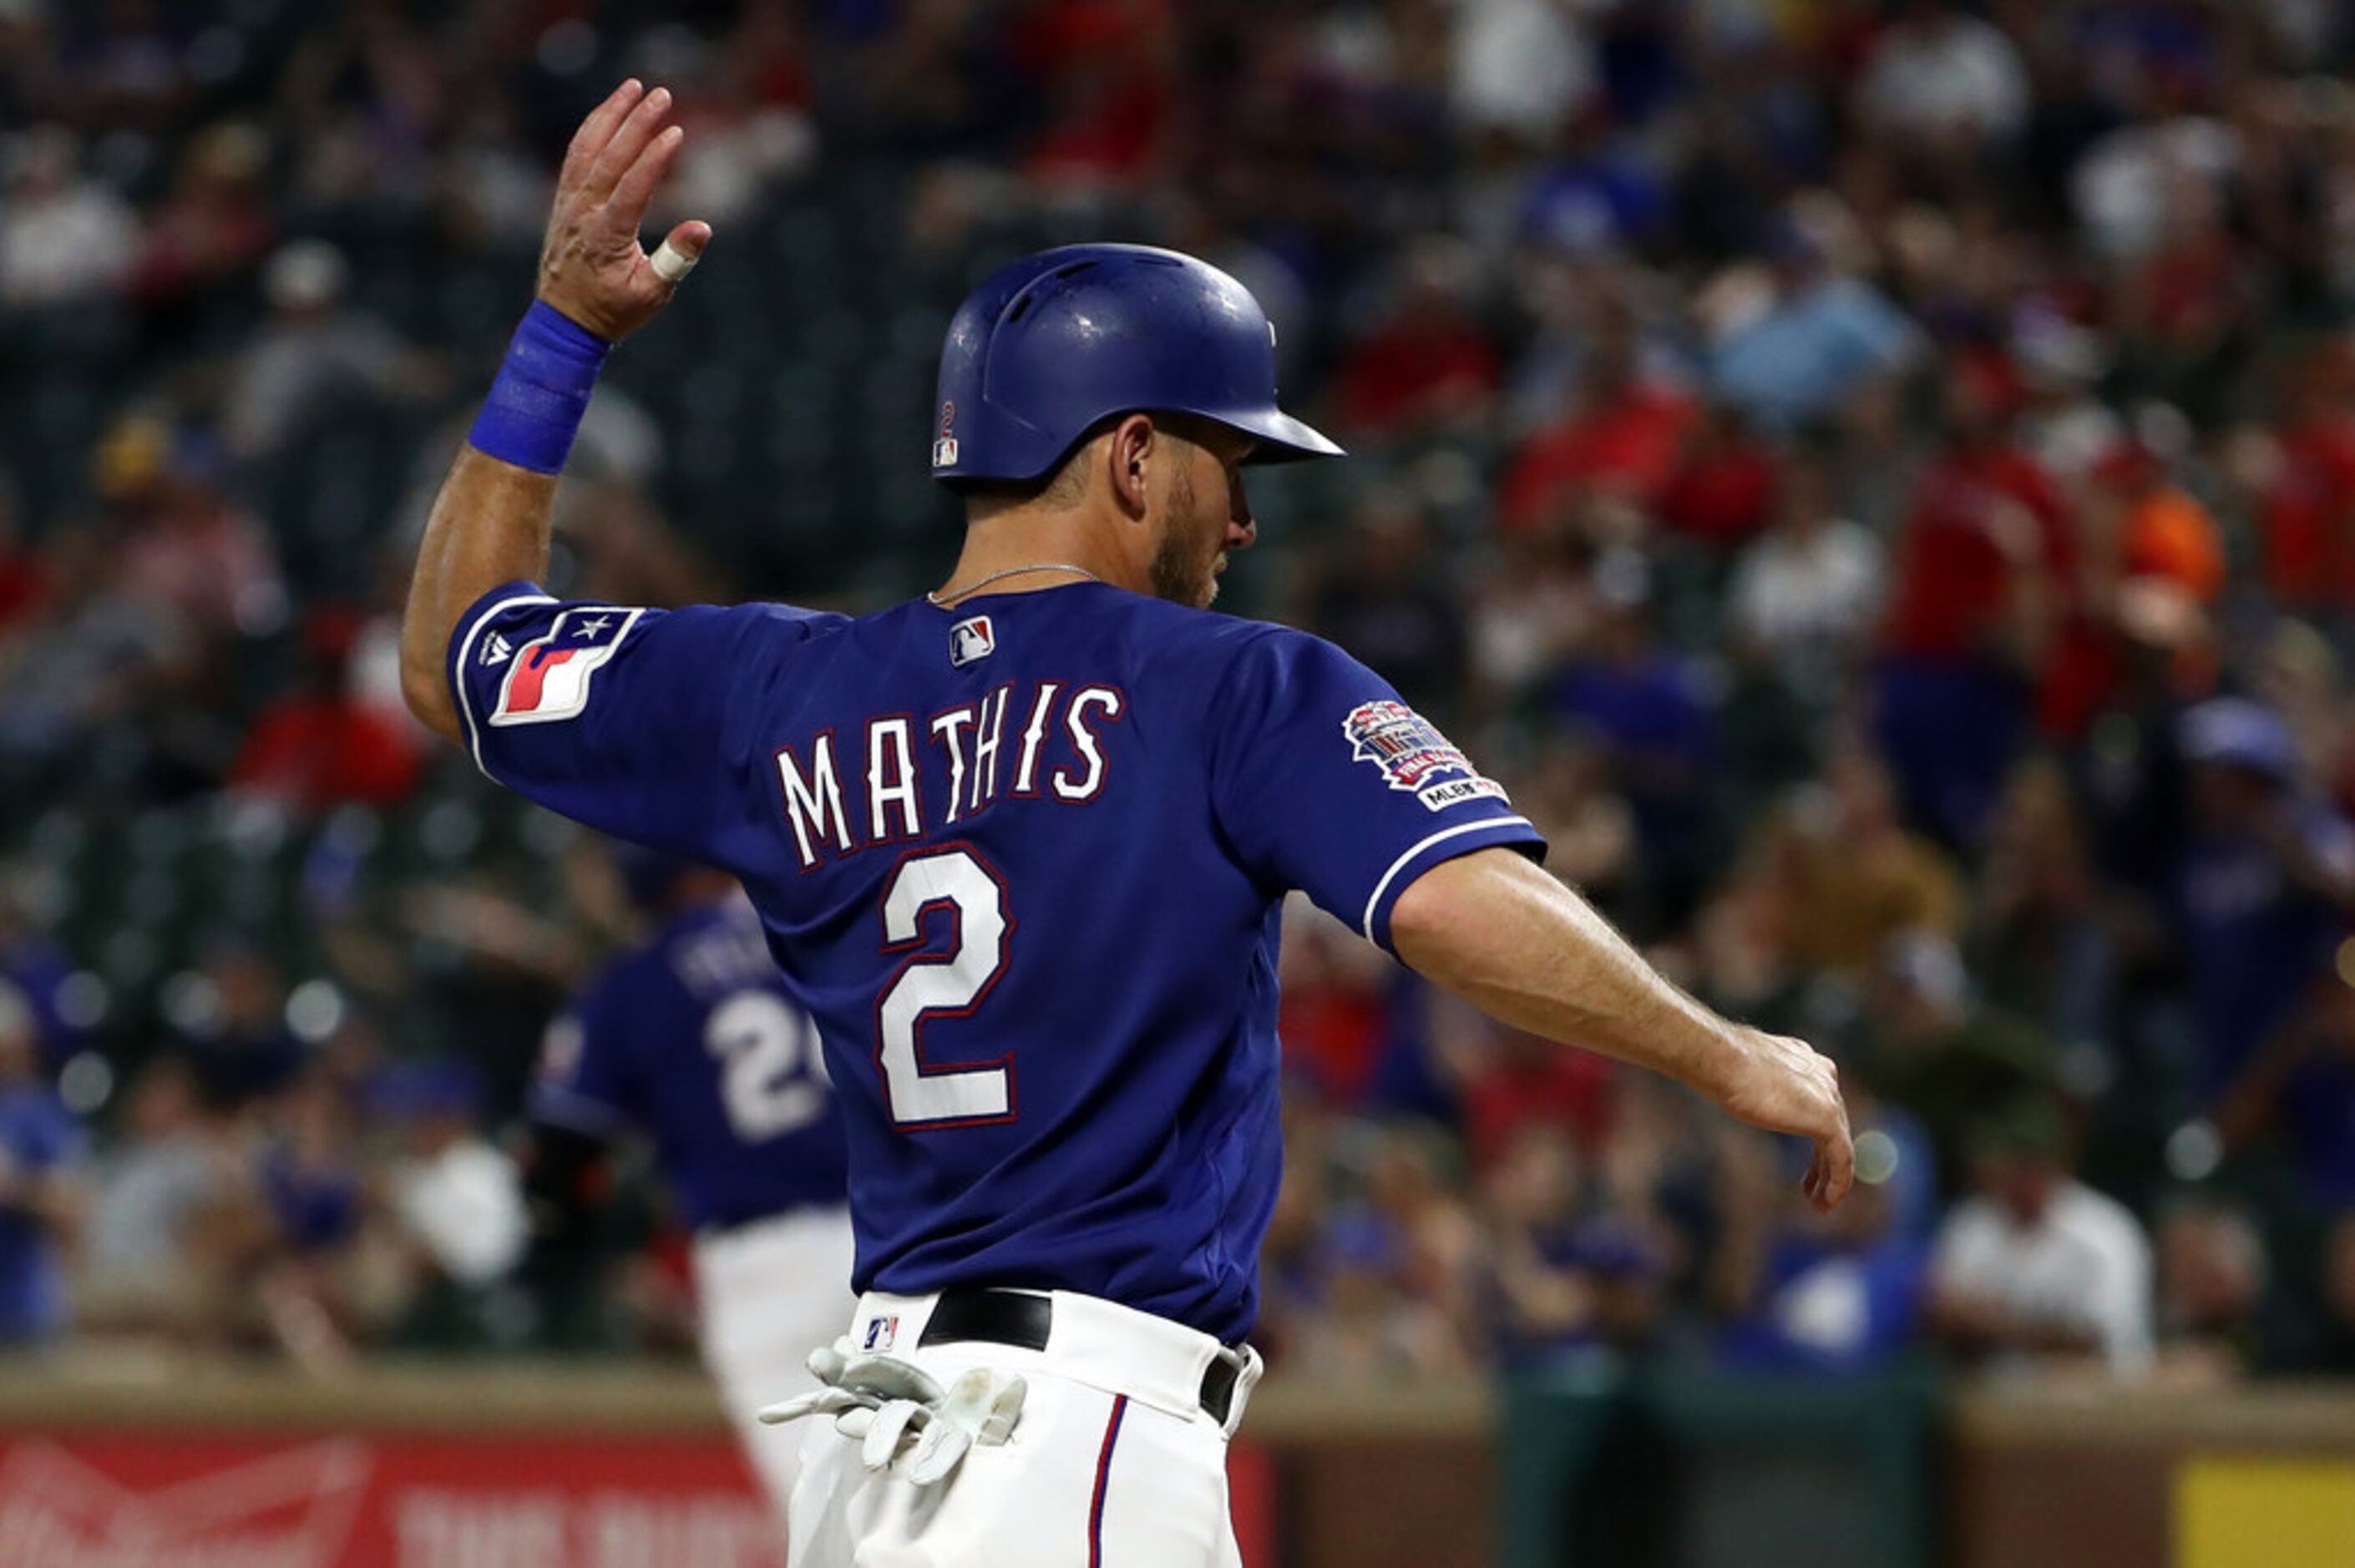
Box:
[1147,461,1221,609]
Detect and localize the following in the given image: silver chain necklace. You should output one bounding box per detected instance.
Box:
[926,562,1102,607]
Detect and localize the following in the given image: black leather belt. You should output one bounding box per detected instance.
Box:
[916,1287,1243,1425]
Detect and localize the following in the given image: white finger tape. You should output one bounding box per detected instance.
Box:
[651,239,700,284]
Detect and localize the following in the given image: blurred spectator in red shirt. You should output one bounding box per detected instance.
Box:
[1875,355,2075,842]
[1331,238,1498,441]
[102,417,286,640]
[0,481,46,634]
[1498,301,1695,536]
[2038,428,2226,740]
[1451,1017,1614,1176]
[1277,898,1393,1107]
[1014,0,1173,187]
[2113,169,2256,426]
[1656,404,1780,549]
[130,122,274,311]
[231,607,426,812]
[2257,341,2355,612]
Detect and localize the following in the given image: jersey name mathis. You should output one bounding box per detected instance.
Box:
[773,682,1124,869]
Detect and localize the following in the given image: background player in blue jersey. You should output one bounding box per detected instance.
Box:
[399,82,1851,1566]
[523,846,852,1527]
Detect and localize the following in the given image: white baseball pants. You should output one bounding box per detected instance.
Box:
[788,1288,1261,1567]
[693,1206,860,1525]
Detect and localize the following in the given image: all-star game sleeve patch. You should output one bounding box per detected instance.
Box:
[1341,699,1510,812]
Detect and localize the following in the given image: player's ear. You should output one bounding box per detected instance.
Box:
[1107,414,1157,520]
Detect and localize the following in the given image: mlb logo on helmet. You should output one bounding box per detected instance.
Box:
[950,615,995,667]
[932,400,959,469]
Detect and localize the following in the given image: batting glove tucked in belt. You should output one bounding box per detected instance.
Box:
[758,1338,1026,1486]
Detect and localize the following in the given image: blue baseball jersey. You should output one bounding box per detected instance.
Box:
[531,897,849,1230]
[452,579,1543,1340]
[0,1085,83,1343]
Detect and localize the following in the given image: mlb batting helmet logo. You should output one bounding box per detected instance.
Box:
[932,400,959,469]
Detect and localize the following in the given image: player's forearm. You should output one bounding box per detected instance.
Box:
[1390,847,1750,1099]
[400,78,708,744]
[400,444,560,742]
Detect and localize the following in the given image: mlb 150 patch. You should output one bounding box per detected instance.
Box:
[1343,699,1510,812]
[488,606,645,726]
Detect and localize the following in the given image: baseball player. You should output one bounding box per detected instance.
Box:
[521,847,853,1525]
[399,81,1851,1566]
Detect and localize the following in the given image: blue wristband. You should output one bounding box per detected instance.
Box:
[468,301,612,473]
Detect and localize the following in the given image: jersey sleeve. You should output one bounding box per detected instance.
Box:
[525,975,643,1141]
[447,582,843,861]
[1208,629,1546,951]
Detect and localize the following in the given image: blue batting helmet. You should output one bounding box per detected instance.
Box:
[930,244,1343,488]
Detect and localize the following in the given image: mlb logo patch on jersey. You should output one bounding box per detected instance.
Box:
[489,606,643,726]
[949,615,995,667]
[1343,699,1509,812]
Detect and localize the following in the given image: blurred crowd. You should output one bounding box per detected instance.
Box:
[4,0,2355,1389]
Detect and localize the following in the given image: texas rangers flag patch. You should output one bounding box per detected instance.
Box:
[488,605,644,726]
[1344,699,1508,812]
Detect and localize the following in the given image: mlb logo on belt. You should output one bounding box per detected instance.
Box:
[863,1314,899,1351]
[489,606,643,726]
[949,615,995,667]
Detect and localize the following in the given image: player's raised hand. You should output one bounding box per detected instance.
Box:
[1707,1026,1854,1212]
[538,79,712,341]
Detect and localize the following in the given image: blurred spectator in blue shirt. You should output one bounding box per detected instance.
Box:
[0,874,80,1078]
[1551,553,1719,928]
[1714,1120,1931,1375]
[0,984,85,1345]
[2214,979,2355,1210]
[1483,1125,1668,1370]
[2172,699,2355,1102]
[1710,220,1923,438]
[175,945,306,1112]
[1516,109,1668,260]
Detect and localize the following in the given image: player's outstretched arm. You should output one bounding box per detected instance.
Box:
[1390,847,1855,1211]
[400,79,710,741]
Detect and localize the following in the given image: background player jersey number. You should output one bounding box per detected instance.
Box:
[704,991,830,1141]
[878,848,1013,1127]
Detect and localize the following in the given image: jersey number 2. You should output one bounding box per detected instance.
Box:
[705,992,830,1141]
[878,847,1014,1127]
